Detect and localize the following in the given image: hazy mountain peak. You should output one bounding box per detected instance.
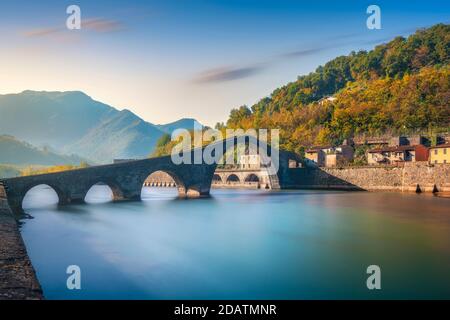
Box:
[0,90,203,164]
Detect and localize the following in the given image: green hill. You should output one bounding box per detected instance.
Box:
[0,135,86,167]
[223,24,450,152]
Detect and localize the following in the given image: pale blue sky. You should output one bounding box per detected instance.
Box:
[0,0,448,126]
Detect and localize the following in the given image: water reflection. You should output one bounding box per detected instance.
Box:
[20,186,450,299]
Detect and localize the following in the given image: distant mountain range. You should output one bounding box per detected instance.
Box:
[0,135,85,166]
[0,90,203,164]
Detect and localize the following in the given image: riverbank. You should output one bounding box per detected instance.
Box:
[0,188,43,299]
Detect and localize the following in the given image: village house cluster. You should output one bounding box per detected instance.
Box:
[305,134,450,167]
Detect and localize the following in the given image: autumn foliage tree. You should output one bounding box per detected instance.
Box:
[220,24,450,153]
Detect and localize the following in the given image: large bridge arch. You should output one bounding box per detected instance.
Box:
[202,135,298,190]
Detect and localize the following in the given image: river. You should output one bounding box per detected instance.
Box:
[19,185,450,299]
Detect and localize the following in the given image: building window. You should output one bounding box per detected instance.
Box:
[434,149,438,155]
[444,148,447,155]
[435,160,438,164]
[444,160,447,164]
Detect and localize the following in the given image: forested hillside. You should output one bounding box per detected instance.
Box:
[222,24,449,153]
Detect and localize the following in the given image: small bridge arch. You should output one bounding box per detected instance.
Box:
[226,174,241,183]
[83,180,124,203]
[244,173,260,182]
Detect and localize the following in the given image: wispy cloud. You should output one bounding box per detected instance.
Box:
[192,65,265,84]
[23,27,61,38]
[281,46,327,58]
[191,28,419,85]
[22,17,125,39]
[191,44,327,85]
[83,18,125,33]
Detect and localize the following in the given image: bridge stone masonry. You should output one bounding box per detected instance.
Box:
[1,136,302,216]
[212,169,272,189]
[1,155,216,215]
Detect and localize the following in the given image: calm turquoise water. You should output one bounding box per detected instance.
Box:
[20,186,450,299]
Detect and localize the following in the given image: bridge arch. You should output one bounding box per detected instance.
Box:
[140,169,186,199]
[202,135,287,190]
[226,174,240,183]
[244,173,260,183]
[22,183,64,210]
[84,181,124,203]
[212,174,223,183]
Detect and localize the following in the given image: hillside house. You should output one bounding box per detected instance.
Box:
[429,143,450,164]
[367,144,429,165]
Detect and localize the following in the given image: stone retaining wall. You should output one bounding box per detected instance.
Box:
[0,186,43,300]
[289,162,450,192]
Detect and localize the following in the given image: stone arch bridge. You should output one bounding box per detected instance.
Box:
[0,137,302,215]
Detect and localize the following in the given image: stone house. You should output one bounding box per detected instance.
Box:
[367,144,429,165]
[305,145,354,167]
[305,146,327,167]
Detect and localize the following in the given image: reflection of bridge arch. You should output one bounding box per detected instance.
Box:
[226,174,240,183]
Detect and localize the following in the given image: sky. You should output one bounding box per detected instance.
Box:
[0,0,448,127]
